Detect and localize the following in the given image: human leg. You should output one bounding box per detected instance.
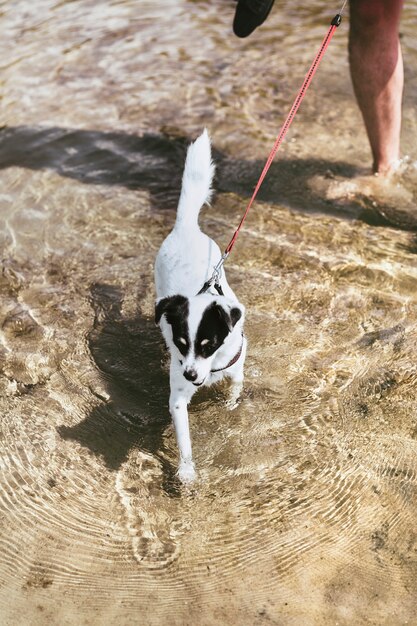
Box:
[349,0,404,175]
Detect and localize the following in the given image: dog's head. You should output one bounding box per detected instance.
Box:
[155,294,244,386]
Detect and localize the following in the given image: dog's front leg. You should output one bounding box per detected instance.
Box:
[169,367,196,484]
[226,337,247,410]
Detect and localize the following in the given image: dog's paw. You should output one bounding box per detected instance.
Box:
[177,459,196,484]
[226,397,240,411]
[226,382,243,411]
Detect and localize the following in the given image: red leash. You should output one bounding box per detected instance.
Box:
[199,8,345,296]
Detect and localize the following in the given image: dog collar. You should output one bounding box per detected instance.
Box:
[211,336,244,373]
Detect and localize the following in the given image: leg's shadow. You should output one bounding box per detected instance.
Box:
[58,283,179,492]
[0,124,416,232]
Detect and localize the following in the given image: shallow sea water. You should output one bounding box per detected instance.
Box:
[0,1,417,624]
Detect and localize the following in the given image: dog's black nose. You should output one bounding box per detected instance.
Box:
[183,368,198,382]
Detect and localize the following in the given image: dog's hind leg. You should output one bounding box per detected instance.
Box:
[169,367,197,484]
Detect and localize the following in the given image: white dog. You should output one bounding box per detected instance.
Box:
[154,130,247,484]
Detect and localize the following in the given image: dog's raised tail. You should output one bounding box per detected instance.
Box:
[175,129,215,230]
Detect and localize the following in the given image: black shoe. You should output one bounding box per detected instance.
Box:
[233,0,276,38]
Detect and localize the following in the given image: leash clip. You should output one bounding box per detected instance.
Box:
[331,13,342,27]
[197,251,229,296]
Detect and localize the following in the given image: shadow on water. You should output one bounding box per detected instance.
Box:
[57,283,180,494]
[0,124,416,231]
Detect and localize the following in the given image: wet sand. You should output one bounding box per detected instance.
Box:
[0,1,417,625]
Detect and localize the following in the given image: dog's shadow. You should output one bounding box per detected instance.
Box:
[57,283,179,494]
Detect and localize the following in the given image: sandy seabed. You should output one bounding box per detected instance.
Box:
[1,1,417,625]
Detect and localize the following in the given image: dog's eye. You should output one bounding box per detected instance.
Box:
[200,339,209,346]
[178,337,187,345]
[179,359,183,365]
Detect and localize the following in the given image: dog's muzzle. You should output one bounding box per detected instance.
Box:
[183,368,198,382]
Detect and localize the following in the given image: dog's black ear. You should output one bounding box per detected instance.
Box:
[230,306,242,328]
[214,303,243,333]
[155,295,188,325]
[155,298,168,325]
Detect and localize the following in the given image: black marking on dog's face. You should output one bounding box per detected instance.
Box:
[195,302,241,359]
[155,295,190,357]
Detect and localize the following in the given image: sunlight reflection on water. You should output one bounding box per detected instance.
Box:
[0,1,416,624]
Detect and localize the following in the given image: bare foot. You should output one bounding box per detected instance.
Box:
[308,158,417,230]
[308,158,413,207]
